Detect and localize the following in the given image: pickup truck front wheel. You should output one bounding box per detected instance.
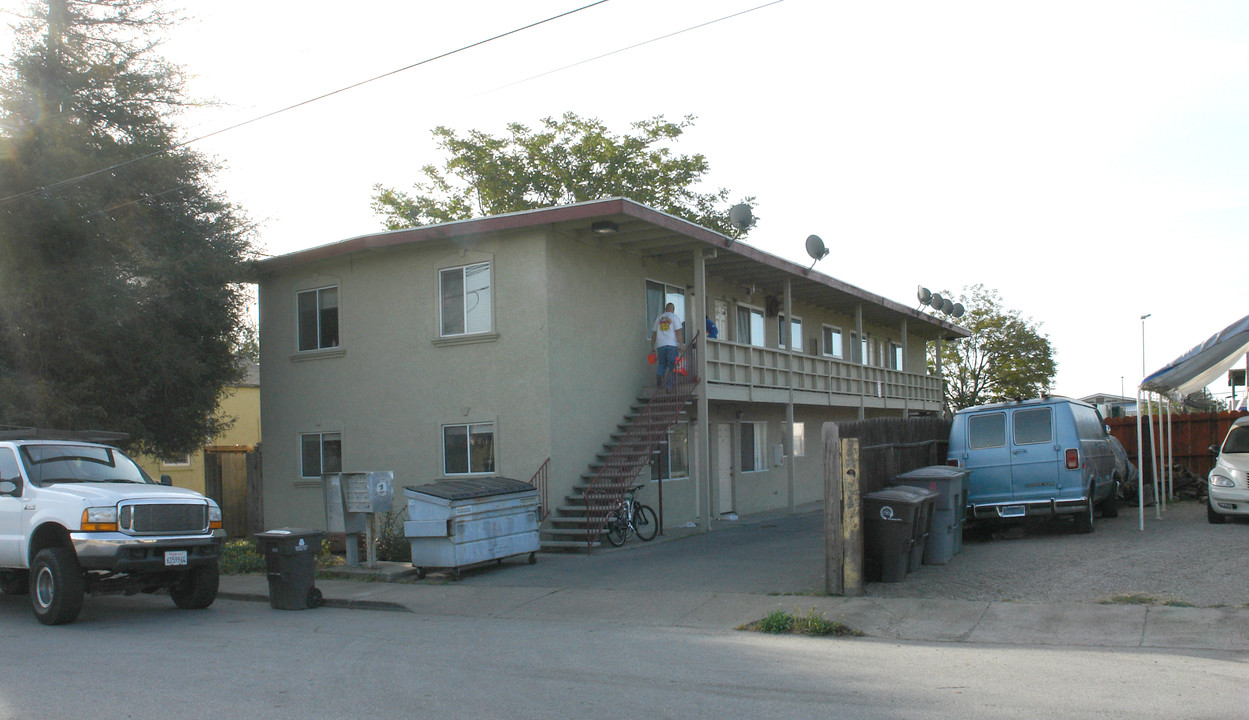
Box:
[170,562,219,610]
[30,547,85,626]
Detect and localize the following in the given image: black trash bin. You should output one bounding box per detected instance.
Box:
[862,487,933,582]
[255,528,326,610]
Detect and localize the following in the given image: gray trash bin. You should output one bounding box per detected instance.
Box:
[862,487,934,582]
[895,466,969,565]
[255,528,326,610]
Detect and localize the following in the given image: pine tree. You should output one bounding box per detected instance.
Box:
[0,0,255,455]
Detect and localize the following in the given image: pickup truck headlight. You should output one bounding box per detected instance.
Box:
[209,505,223,530]
[81,507,118,532]
[1211,475,1235,488]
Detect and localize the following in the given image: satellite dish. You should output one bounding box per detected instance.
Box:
[917,286,932,305]
[941,298,954,314]
[805,234,829,261]
[728,204,753,232]
[952,303,965,318]
[930,292,944,310]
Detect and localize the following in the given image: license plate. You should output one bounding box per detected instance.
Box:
[164,550,188,566]
[999,505,1025,518]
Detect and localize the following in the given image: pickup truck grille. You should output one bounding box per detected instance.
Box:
[123,503,207,534]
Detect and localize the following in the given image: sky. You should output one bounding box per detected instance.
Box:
[4,0,1249,404]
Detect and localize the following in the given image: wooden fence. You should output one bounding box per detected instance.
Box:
[834,416,952,494]
[1108,411,1248,479]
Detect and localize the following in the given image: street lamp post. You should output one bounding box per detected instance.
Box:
[1140,314,1151,376]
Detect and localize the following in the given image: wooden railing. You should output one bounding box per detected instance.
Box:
[703,339,942,405]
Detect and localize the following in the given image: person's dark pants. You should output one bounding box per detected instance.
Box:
[656,345,678,387]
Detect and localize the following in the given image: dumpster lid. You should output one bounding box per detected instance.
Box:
[864,485,939,503]
[895,465,968,481]
[404,477,534,501]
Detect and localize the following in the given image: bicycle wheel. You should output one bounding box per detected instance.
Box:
[604,510,628,546]
[633,504,658,541]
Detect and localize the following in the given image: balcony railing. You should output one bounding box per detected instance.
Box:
[703,339,942,407]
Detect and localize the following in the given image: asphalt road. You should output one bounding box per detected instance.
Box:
[0,592,1244,720]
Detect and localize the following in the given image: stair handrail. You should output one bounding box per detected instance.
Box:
[526,457,551,522]
[582,333,700,547]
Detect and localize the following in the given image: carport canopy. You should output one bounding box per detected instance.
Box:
[1141,313,1249,397]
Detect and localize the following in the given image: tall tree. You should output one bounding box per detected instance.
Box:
[0,0,255,455]
[371,112,756,237]
[935,285,1057,411]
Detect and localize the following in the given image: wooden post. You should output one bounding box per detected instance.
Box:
[823,423,842,595]
[824,423,864,596]
[841,437,864,596]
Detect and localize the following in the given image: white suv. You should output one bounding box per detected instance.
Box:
[1208,416,1249,524]
[0,433,224,624]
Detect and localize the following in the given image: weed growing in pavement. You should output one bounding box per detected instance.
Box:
[743,607,864,637]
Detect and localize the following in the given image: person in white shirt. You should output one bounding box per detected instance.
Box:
[650,303,684,388]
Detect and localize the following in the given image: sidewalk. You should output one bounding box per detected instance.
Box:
[218,571,1249,651]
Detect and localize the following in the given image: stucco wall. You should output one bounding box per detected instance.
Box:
[259,230,555,530]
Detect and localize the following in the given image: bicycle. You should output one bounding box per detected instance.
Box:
[603,484,658,547]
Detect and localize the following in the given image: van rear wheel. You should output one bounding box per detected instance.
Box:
[1074,490,1095,534]
[1099,477,1119,518]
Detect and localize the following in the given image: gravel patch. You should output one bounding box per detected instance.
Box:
[866,498,1249,608]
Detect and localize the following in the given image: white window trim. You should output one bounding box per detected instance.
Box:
[295,285,340,353]
[740,421,767,473]
[439,261,493,339]
[441,421,497,476]
[736,303,766,348]
[778,314,803,352]
[822,324,844,359]
[299,431,342,480]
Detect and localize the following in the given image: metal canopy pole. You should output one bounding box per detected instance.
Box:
[1136,387,1145,531]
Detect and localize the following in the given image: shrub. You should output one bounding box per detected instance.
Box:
[757,609,795,634]
[374,510,411,563]
[219,539,264,575]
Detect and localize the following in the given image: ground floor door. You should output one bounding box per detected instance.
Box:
[717,424,734,514]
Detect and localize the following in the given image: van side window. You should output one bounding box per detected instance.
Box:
[1014,408,1053,445]
[968,413,1006,449]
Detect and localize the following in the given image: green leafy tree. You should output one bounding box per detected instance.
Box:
[371,112,756,237]
[935,285,1057,411]
[0,0,255,455]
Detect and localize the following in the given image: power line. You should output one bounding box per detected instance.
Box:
[478,0,785,96]
[0,0,613,207]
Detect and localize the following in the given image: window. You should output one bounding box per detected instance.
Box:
[301,432,342,478]
[740,421,767,472]
[778,315,802,352]
[890,342,904,371]
[968,413,1006,449]
[646,280,687,334]
[1013,408,1053,445]
[783,421,806,457]
[160,455,190,467]
[297,287,339,352]
[443,423,495,475]
[651,424,690,481]
[0,448,21,482]
[737,306,765,347]
[850,332,863,363]
[822,326,843,358]
[440,263,492,337]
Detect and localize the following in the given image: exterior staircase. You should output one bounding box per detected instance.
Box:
[540,344,699,551]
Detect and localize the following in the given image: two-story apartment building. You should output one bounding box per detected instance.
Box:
[253,198,968,540]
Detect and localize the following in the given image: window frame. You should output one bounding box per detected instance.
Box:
[439,262,493,338]
[296,285,340,353]
[300,431,342,479]
[822,325,844,359]
[890,342,904,371]
[739,421,767,473]
[736,304,766,348]
[778,314,803,352]
[442,422,496,476]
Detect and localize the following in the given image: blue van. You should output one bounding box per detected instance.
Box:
[946,397,1119,532]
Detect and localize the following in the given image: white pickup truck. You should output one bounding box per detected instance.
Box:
[0,433,224,625]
